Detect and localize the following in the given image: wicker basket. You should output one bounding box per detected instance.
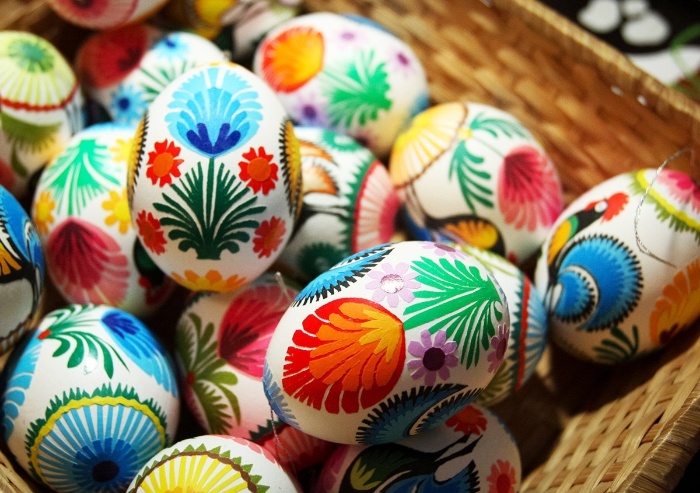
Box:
[2,0,699,492]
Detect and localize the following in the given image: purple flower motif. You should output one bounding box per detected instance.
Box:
[293,90,329,128]
[407,330,459,386]
[422,241,467,259]
[366,261,420,307]
[487,323,509,373]
[388,48,418,76]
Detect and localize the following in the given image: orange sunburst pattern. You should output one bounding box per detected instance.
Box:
[649,258,700,345]
[389,102,467,187]
[260,26,324,93]
[283,297,406,415]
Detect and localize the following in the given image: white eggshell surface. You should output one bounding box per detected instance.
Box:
[264,241,510,445]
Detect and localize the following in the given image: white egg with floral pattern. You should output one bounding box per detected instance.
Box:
[264,240,510,445]
[1,304,180,493]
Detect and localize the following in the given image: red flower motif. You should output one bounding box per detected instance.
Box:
[146,139,183,186]
[487,459,517,493]
[136,210,166,254]
[445,405,488,435]
[253,216,286,258]
[239,146,278,194]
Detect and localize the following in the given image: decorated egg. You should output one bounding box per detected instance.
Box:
[0,31,84,198]
[126,434,301,491]
[175,272,334,471]
[1,304,180,492]
[453,244,548,405]
[32,123,176,317]
[264,240,510,445]
[47,0,169,30]
[534,168,700,363]
[390,101,564,266]
[253,12,430,158]
[127,61,302,293]
[312,402,521,493]
[76,25,228,127]
[0,185,44,355]
[275,126,401,281]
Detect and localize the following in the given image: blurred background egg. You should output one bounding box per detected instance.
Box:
[252,12,430,158]
[32,123,176,318]
[264,240,510,445]
[75,24,228,127]
[454,244,548,406]
[126,434,302,491]
[311,402,521,493]
[1,304,180,493]
[127,61,302,293]
[275,126,401,282]
[175,272,334,472]
[0,31,84,198]
[390,101,564,266]
[0,185,44,355]
[534,168,700,363]
[47,0,169,30]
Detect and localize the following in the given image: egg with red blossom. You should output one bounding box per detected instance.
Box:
[47,0,169,30]
[127,62,302,293]
[390,101,564,266]
[264,240,509,445]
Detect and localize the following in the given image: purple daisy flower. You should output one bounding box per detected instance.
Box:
[487,323,509,373]
[407,329,459,386]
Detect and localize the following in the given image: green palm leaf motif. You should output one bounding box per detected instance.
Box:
[139,59,197,102]
[320,49,392,128]
[1,111,61,177]
[593,325,639,364]
[37,305,127,379]
[176,312,240,433]
[39,137,120,215]
[155,158,265,259]
[468,112,528,139]
[404,256,504,367]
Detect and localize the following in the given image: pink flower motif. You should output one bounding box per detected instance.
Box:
[407,329,459,386]
[293,89,330,128]
[422,241,467,259]
[658,169,700,214]
[487,323,509,373]
[366,261,420,307]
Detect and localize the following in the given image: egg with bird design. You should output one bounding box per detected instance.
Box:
[534,168,700,363]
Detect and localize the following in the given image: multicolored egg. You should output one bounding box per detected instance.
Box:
[47,0,169,30]
[126,434,302,491]
[453,244,548,405]
[0,185,44,355]
[127,62,302,293]
[390,101,564,266]
[264,240,510,445]
[253,12,430,158]
[32,123,176,317]
[1,304,180,493]
[534,168,700,363]
[0,31,84,198]
[275,126,401,281]
[312,402,521,493]
[76,25,228,127]
[175,272,334,471]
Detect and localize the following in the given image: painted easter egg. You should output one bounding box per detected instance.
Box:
[1,304,180,492]
[264,240,510,445]
[127,62,302,293]
[76,25,228,127]
[390,101,564,266]
[32,123,176,317]
[453,244,548,406]
[253,12,430,158]
[175,272,334,471]
[534,168,700,363]
[0,185,44,355]
[0,31,84,198]
[312,402,521,493]
[275,126,401,282]
[47,0,169,30]
[126,434,301,492]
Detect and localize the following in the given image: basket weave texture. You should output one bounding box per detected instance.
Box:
[2,0,700,492]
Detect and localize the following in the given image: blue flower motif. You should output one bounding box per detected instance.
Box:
[263,362,298,428]
[101,310,178,396]
[153,33,189,59]
[110,83,147,126]
[166,65,263,158]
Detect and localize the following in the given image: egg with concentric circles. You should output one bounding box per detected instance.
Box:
[127,62,302,293]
